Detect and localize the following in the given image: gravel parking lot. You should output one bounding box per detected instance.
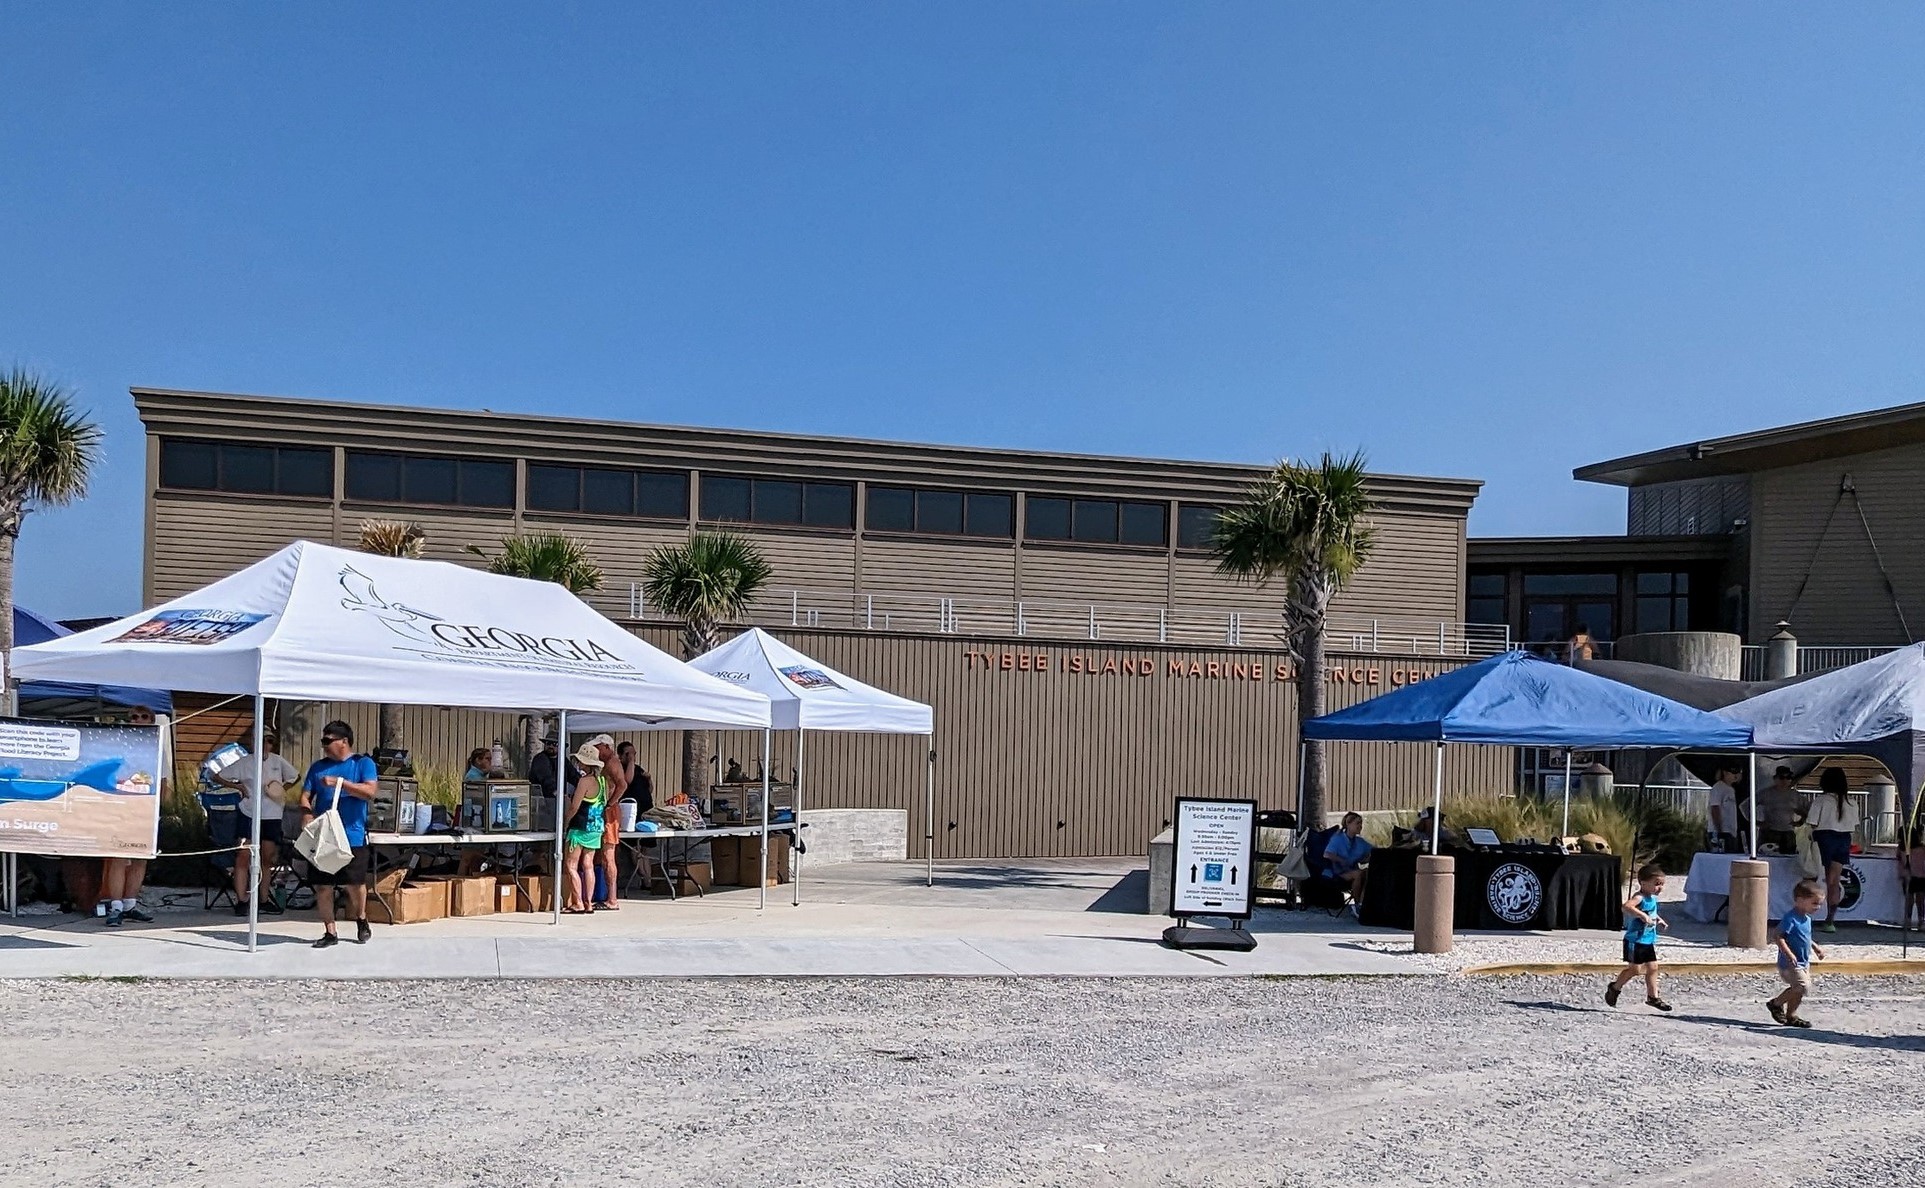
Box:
[3,974,1920,1188]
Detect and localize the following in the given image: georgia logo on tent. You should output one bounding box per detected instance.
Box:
[778,665,841,690]
[109,609,270,646]
[338,565,444,645]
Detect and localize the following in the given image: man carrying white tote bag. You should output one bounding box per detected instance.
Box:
[297,720,381,949]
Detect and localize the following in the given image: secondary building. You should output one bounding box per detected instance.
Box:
[135,387,1506,857]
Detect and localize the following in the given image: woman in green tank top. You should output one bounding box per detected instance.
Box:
[562,744,607,914]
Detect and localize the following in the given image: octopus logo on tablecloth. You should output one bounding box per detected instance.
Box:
[1486,862,1545,925]
[1837,864,1864,912]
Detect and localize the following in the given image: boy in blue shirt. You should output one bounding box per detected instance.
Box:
[1605,863,1672,1012]
[299,720,380,949]
[1767,879,1828,1028]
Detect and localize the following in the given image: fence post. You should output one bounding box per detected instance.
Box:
[791,591,799,627]
[1015,601,1026,637]
[1158,608,1167,644]
[865,594,874,631]
[1088,606,1098,640]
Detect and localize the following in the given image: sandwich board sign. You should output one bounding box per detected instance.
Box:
[1169,796,1257,921]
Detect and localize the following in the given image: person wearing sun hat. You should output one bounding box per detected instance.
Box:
[561,741,608,914]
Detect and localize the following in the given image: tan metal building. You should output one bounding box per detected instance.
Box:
[136,387,1508,857]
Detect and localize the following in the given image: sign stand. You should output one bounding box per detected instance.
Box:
[1162,796,1259,952]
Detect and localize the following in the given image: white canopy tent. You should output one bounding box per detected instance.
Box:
[10,541,772,949]
[578,627,936,892]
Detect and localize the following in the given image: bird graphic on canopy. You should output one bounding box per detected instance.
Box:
[337,565,444,645]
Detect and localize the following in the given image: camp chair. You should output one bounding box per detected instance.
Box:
[1253,810,1299,906]
[1297,825,1350,915]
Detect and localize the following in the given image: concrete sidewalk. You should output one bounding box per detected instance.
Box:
[0,859,1413,980]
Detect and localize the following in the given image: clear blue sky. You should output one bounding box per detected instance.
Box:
[6,4,1925,618]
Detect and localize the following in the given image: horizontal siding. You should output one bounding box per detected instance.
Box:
[1750,443,1925,644]
[1018,547,1169,606]
[280,630,1506,859]
[754,534,858,592]
[858,537,1018,599]
[1330,513,1465,623]
[152,495,336,601]
[1169,555,1285,612]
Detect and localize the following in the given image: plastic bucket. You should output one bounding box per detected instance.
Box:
[618,799,639,832]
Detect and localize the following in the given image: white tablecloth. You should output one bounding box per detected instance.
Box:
[1684,852,1906,924]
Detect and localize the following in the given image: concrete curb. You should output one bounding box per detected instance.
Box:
[1463,959,1925,977]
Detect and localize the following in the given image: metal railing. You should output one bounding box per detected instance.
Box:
[1738,644,1899,681]
[625,584,1512,656]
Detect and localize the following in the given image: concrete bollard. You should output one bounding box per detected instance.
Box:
[1727,859,1770,949]
[1414,854,1455,955]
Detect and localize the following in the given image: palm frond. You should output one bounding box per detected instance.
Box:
[467,533,603,594]
[1211,449,1378,593]
[640,532,773,645]
[0,369,103,513]
[356,519,427,559]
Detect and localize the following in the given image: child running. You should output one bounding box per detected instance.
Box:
[1767,879,1828,1028]
[1606,863,1672,1012]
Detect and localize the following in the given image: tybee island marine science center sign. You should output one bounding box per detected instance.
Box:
[961,648,1442,688]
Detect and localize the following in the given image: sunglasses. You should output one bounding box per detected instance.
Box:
[322,735,346,745]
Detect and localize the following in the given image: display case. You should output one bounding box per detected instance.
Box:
[462,779,533,832]
[370,777,419,835]
[708,782,797,825]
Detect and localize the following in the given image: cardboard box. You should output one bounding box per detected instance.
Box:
[501,873,553,913]
[431,874,497,917]
[367,871,449,925]
[711,835,791,887]
[495,883,517,913]
[674,861,713,895]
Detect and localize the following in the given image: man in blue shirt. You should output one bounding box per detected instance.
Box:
[300,719,381,949]
[1323,812,1373,908]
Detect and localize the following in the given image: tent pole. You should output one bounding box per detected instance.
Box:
[1561,752,1573,839]
[759,729,771,911]
[925,742,936,888]
[792,729,804,907]
[1747,752,1758,859]
[247,695,264,954]
[1431,742,1445,853]
[552,710,567,925]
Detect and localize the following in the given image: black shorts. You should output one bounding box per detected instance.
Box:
[1622,940,1658,966]
[1910,877,1925,895]
[241,817,283,847]
[305,845,371,886]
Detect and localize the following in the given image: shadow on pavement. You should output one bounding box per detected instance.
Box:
[0,934,79,951]
[1084,870,1149,914]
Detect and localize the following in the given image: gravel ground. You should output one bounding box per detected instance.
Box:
[3,974,1921,1188]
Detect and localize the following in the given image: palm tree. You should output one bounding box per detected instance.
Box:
[641,532,773,797]
[355,519,427,755]
[470,532,606,766]
[0,371,103,714]
[468,533,604,593]
[1212,451,1377,830]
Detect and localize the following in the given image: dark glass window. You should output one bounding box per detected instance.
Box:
[1071,500,1118,544]
[526,464,579,512]
[1466,573,1508,626]
[1523,573,1616,597]
[702,475,752,522]
[581,467,633,516]
[917,490,965,535]
[1635,571,1692,633]
[159,439,334,497]
[636,471,689,519]
[1177,504,1221,550]
[803,482,854,528]
[1026,497,1071,541]
[964,493,1013,538]
[1119,502,1167,547]
[345,451,513,508]
[866,487,915,532]
[755,480,804,525]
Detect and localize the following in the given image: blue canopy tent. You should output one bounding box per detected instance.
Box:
[14,607,173,716]
[1304,650,1754,848]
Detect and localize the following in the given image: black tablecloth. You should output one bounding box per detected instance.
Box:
[1359,849,1622,931]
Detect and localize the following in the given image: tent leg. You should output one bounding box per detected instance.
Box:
[925,744,936,888]
[792,730,804,907]
[247,695,264,954]
[1430,743,1445,853]
[759,730,770,911]
[1747,752,1758,859]
[552,710,567,925]
[1561,752,1573,839]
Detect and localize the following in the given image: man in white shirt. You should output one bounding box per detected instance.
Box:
[1706,761,1743,852]
[213,730,300,917]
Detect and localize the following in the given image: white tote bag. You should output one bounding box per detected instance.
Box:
[295,778,355,874]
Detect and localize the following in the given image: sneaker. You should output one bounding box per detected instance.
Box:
[1646,997,1674,1013]
[1604,983,1621,1008]
[1786,1014,1813,1029]
[1820,922,1838,934]
[1767,999,1787,1025]
[233,900,250,918]
[312,932,339,949]
[261,899,285,916]
[122,906,153,923]
[355,919,372,945]
[105,906,123,928]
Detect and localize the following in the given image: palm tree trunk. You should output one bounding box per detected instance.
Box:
[1291,573,1333,830]
[378,703,404,755]
[0,514,18,717]
[678,618,720,802]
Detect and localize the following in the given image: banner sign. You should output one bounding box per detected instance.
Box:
[0,718,163,858]
[1169,796,1257,921]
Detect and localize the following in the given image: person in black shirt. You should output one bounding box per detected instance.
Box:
[527,736,582,799]
[617,740,654,812]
